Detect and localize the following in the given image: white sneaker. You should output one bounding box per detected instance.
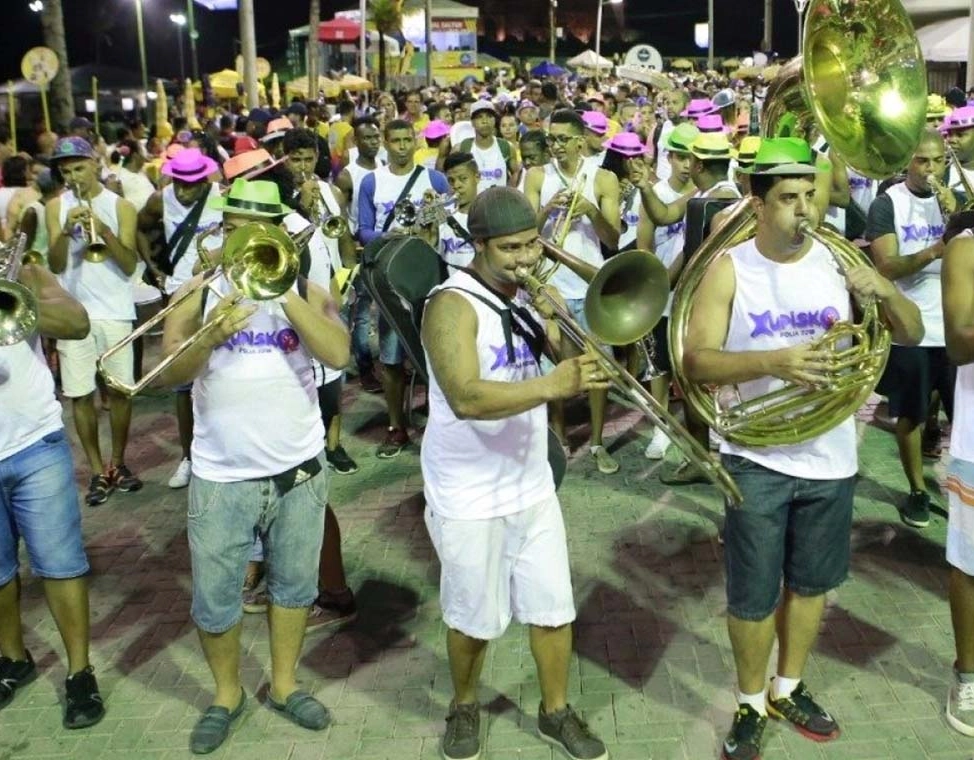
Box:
[644,428,671,460]
[168,458,192,489]
[947,672,974,736]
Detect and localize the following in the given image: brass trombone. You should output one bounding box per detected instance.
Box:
[0,235,39,346]
[97,221,312,396]
[522,239,744,506]
[69,183,108,263]
[298,171,349,239]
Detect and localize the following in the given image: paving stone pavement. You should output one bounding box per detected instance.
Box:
[0,379,971,760]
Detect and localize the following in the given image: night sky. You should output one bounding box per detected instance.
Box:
[0,0,808,83]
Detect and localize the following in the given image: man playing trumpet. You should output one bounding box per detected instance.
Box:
[683,138,922,760]
[46,136,141,507]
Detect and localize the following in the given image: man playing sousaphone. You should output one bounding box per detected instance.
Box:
[682,138,923,760]
[46,136,141,507]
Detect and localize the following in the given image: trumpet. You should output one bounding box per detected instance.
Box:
[297,171,349,239]
[69,183,108,263]
[0,234,39,346]
[550,171,587,248]
[393,192,455,231]
[927,172,959,219]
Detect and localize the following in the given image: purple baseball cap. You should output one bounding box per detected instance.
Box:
[51,136,96,162]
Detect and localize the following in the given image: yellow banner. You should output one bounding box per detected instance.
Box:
[430,51,477,68]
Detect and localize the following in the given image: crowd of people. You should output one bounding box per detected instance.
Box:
[3,67,974,760]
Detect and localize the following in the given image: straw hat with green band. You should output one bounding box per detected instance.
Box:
[688,131,733,161]
[738,137,830,175]
[732,136,761,168]
[665,122,700,154]
[208,178,290,218]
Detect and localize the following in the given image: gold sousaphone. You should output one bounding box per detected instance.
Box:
[0,235,39,346]
[668,0,927,447]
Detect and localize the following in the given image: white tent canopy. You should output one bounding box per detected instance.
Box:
[566,49,613,71]
[904,0,969,12]
[916,16,969,61]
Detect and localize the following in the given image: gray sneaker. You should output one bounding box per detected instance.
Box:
[537,703,607,760]
[947,670,974,737]
[441,701,480,760]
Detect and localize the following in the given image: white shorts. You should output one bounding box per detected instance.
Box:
[58,319,134,398]
[947,457,974,576]
[424,494,576,640]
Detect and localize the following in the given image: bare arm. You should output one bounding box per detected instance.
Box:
[421,290,606,420]
[844,266,924,346]
[636,176,692,226]
[588,168,621,249]
[828,151,851,209]
[944,234,974,365]
[870,232,943,282]
[19,264,89,340]
[523,166,551,230]
[279,279,350,369]
[19,207,39,251]
[94,197,139,276]
[46,196,70,274]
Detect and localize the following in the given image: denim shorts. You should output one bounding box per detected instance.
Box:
[377,313,405,365]
[187,452,328,633]
[0,428,89,584]
[721,454,855,621]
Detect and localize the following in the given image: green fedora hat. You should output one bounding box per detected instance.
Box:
[740,136,831,175]
[665,122,700,154]
[208,178,290,218]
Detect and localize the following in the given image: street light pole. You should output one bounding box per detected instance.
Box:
[170,13,187,82]
[134,0,149,98]
[549,0,557,62]
[707,0,714,70]
[595,0,621,84]
[187,0,200,82]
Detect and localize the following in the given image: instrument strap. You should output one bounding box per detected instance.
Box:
[381,167,424,234]
[167,192,210,274]
[445,215,472,245]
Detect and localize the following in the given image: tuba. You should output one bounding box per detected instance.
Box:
[668,0,926,447]
[97,221,310,396]
[0,235,39,346]
[522,239,744,505]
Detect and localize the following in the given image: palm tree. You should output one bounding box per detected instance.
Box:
[371,0,404,92]
[308,0,320,100]
[40,0,73,133]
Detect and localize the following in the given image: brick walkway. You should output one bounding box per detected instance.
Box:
[0,381,970,760]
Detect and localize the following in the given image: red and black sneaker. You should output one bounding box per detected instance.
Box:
[766,680,840,742]
[108,464,143,493]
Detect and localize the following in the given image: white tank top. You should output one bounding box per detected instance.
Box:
[346,159,382,235]
[469,137,507,193]
[669,179,740,281]
[438,209,474,272]
[652,179,687,317]
[886,182,945,346]
[57,188,134,320]
[953,362,974,463]
[282,210,343,386]
[619,184,641,251]
[656,120,675,182]
[719,238,857,479]
[371,165,437,235]
[162,183,224,295]
[539,162,602,299]
[421,270,555,518]
[0,334,63,461]
[191,275,324,482]
[849,170,877,220]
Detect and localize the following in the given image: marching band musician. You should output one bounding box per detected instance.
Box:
[358,118,450,459]
[866,128,962,528]
[435,152,479,273]
[137,147,224,489]
[683,138,922,760]
[157,179,350,755]
[421,185,608,760]
[524,109,621,475]
[45,136,142,507]
[0,263,105,730]
[942,105,974,193]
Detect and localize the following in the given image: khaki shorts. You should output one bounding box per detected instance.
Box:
[58,319,133,398]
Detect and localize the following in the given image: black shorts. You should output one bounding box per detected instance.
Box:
[650,317,672,375]
[876,345,955,425]
[317,376,343,429]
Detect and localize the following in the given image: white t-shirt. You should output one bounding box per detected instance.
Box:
[162,183,225,295]
[0,334,63,461]
[438,209,475,272]
[422,270,555,518]
[719,237,857,480]
[469,137,508,193]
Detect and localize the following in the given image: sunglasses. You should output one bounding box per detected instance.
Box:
[546,134,579,147]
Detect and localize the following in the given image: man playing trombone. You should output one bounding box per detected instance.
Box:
[0,256,105,730]
[45,136,141,507]
[156,179,350,754]
[421,185,608,760]
[682,139,922,760]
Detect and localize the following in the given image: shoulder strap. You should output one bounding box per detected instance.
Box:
[445,215,472,245]
[167,192,210,272]
[381,166,424,233]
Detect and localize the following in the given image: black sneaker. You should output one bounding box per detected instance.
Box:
[377,428,409,459]
[359,371,383,394]
[326,445,359,475]
[0,650,37,711]
[721,704,767,760]
[442,701,480,760]
[766,680,839,742]
[85,474,113,507]
[922,426,943,459]
[306,588,358,631]
[108,464,143,493]
[537,703,607,760]
[901,490,931,528]
[64,666,105,729]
